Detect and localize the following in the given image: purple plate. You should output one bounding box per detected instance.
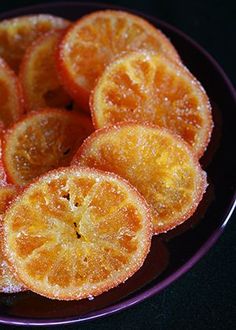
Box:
[0,1,235,326]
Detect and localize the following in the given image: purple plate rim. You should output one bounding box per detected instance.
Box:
[0,1,235,326]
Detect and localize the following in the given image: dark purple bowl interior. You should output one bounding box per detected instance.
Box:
[0,1,235,326]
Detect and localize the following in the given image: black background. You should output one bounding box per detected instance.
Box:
[0,1,235,329]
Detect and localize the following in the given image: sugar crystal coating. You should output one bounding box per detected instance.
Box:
[73,123,207,233]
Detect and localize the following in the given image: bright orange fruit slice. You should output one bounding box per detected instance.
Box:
[72,123,207,234]
[0,57,24,128]
[56,10,180,111]
[19,30,75,112]
[0,14,70,72]
[0,184,25,293]
[2,108,93,185]
[3,166,152,300]
[91,51,213,158]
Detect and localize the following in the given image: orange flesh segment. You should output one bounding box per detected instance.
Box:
[2,108,93,185]
[3,167,152,300]
[0,57,23,127]
[0,14,70,72]
[73,124,207,233]
[19,31,74,112]
[0,185,25,293]
[57,10,180,110]
[92,52,213,158]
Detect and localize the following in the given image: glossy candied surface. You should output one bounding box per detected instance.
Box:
[0,57,24,127]
[19,30,73,112]
[56,10,180,110]
[73,123,207,233]
[0,14,70,72]
[3,167,152,300]
[0,185,25,293]
[91,51,213,158]
[0,2,235,326]
[2,108,93,185]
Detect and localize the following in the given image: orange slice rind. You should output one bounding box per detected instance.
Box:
[91,51,213,158]
[0,14,70,72]
[72,123,207,234]
[3,166,152,300]
[56,10,180,111]
[0,57,24,128]
[2,108,93,185]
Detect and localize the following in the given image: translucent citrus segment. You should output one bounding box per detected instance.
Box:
[3,166,152,300]
[0,57,24,127]
[19,30,76,112]
[0,184,25,293]
[0,14,70,72]
[0,185,18,216]
[56,10,180,111]
[2,108,93,185]
[72,123,207,234]
[91,51,213,158]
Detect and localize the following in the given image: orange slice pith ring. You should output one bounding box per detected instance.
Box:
[3,166,152,300]
[2,108,93,185]
[91,51,213,158]
[0,14,70,72]
[0,57,24,128]
[0,185,25,293]
[72,123,207,234]
[56,10,180,111]
[19,31,73,112]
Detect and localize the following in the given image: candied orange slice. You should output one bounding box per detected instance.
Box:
[91,51,213,158]
[3,166,152,300]
[0,57,24,127]
[0,184,25,293]
[0,140,7,185]
[0,14,70,72]
[2,108,93,185]
[19,30,75,112]
[72,123,207,234]
[0,163,6,185]
[56,10,180,111]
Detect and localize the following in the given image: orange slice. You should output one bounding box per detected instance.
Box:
[0,57,24,128]
[0,14,70,72]
[0,184,25,293]
[2,108,93,185]
[72,123,207,234]
[3,166,152,300]
[19,30,75,112]
[56,10,180,111]
[91,51,213,158]
[0,139,7,185]
[0,163,6,185]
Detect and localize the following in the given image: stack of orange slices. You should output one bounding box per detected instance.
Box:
[0,10,212,300]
